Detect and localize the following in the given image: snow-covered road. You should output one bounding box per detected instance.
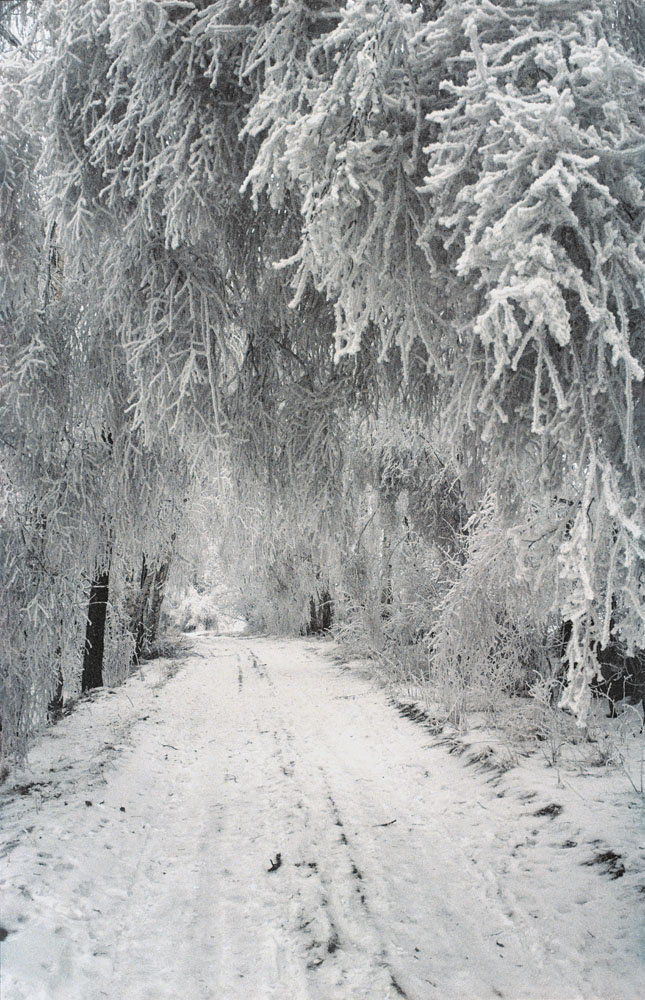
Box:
[1,635,643,999]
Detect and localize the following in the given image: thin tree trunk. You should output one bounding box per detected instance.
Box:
[130,556,153,663]
[82,570,109,692]
[82,428,113,692]
[319,589,333,632]
[146,558,171,646]
[379,492,397,617]
[380,529,394,614]
[307,586,334,634]
[47,662,64,718]
[307,595,320,634]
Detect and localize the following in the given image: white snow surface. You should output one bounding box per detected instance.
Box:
[1,635,643,1000]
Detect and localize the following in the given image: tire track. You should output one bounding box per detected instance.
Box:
[236,645,414,998]
[4,635,640,1000]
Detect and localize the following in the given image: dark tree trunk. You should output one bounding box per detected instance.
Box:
[130,556,153,663]
[81,429,114,691]
[47,662,64,719]
[307,588,334,634]
[147,558,171,646]
[82,570,110,692]
[319,589,333,632]
[48,621,65,718]
[308,595,319,634]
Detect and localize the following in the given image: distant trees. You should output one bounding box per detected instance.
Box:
[1,0,643,754]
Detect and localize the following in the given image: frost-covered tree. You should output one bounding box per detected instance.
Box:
[419,0,645,715]
[1,30,199,755]
[4,0,644,742]
[240,0,645,714]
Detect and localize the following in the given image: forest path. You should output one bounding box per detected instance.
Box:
[1,635,643,1000]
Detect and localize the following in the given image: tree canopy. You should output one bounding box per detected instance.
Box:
[1,0,644,754]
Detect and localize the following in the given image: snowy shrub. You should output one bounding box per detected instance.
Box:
[165,585,220,634]
[428,494,555,725]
